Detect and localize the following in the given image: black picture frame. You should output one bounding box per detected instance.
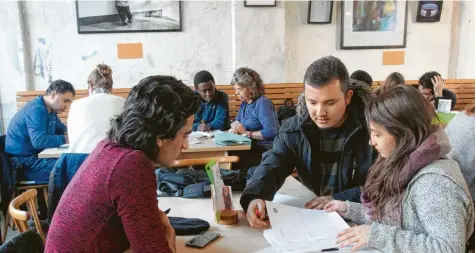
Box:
[308,0,333,24]
[75,1,182,34]
[340,1,408,50]
[244,0,277,7]
[416,1,443,22]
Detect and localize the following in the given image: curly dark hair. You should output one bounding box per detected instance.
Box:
[46,79,76,96]
[304,56,349,92]
[108,75,200,160]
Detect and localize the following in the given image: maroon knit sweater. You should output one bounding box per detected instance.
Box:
[45,140,172,253]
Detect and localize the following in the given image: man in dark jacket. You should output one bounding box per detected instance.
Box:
[240,56,375,228]
[193,70,229,131]
[418,71,457,110]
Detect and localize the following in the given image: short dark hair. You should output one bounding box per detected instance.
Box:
[193,70,215,89]
[45,79,75,96]
[304,56,349,92]
[108,75,200,161]
[350,70,373,87]
[419,71,441,91]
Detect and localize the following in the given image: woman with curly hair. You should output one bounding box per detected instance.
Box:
[46,76,200,253]
[229,67,279,170]
[325,85,474,252]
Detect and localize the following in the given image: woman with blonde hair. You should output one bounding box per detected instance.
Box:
[68,64,125,153]
[324,85,474,252]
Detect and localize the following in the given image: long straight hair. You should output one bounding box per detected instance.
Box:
[363,85,437,219]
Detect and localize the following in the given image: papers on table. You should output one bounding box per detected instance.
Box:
[189,130,223,139]
[272,193,308,208]
[262,200,380,253]
[188,130,223,145]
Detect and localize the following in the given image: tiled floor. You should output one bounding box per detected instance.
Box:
[1,218,21,243]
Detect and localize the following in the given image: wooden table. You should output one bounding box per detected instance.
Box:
[38,138,251,161]
[122,176,317,253]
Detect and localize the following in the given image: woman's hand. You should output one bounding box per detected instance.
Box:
[230,121,246,135]
[323,200,348,216]
[336,225,370,252]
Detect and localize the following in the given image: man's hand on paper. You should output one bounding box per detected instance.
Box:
[336,225,370,252]
[305,195,333,210]
[246,199,270,229]
[323,200,348,216]
[159,209,176,253]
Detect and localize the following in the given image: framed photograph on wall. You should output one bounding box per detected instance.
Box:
[341,1,408,50]
[416,1,443,22]
[76,1,182,34]
[308,0,333,24]
[244,0,276,7]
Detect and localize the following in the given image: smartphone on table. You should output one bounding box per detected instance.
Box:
[185,231,220,249]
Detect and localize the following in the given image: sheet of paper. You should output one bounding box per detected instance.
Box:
[189,130,223,139]
[266,201,349,242]
[273,193,307,208]
[188,137,200,145]
[262,229,380,253]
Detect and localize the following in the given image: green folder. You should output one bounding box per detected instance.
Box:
[433,112,457,125]
[214,133,251,146]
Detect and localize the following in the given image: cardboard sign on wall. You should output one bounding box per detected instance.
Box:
[117,43,143,59]
[382,51,405,65]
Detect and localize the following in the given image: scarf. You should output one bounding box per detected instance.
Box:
[361,128,451,227]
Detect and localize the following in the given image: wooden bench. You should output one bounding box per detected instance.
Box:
[371,79,475,111]
[16,79,474,124]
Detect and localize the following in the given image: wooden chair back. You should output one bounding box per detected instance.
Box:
[8,189,46,243]
[171,156,239,170]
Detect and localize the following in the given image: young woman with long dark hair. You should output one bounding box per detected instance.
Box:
[324,85,474,252]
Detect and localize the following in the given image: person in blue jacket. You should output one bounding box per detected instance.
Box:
[6,80,75,182]
[240,56,375,229]
[192,70,229,131]
[229,67,279,171]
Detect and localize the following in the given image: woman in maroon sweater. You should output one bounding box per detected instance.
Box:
[46,76,200,253]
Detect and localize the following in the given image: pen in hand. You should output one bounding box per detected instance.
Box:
[255,209,269,220]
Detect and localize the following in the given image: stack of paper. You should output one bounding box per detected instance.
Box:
[188,130,223,144]
[260,201,381,253]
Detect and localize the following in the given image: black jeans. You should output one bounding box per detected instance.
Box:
[117,6,132,21]
[229,141,272,172]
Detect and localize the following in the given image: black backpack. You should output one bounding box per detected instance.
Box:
[155,168,246,198]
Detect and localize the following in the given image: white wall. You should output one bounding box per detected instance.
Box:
[0,0,474,133]
[21,1,232,91]
[234,0,285,83]
[456,0,475,78]
[0,1,26,134]
[285,1,455,82]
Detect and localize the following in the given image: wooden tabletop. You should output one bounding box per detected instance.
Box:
[124,176,318,253]
[38,137,251,159]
